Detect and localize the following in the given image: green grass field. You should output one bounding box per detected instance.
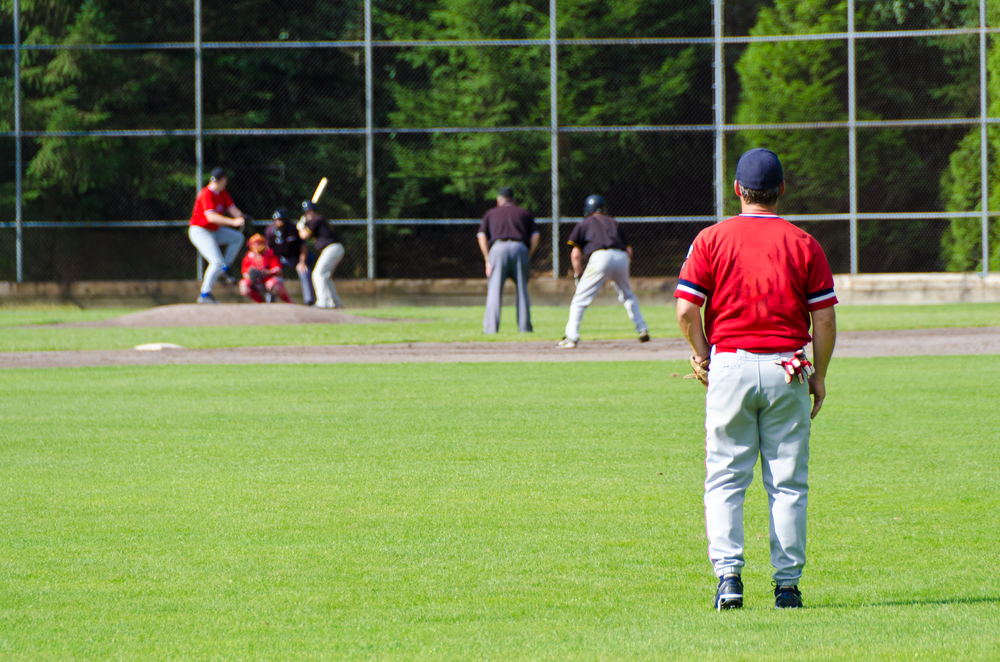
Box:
[2,357,998,659]
[1,302,999,351]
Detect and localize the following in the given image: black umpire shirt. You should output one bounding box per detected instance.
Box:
[265,223,304,261]
[567,213,629,258]
[305,216,342,254]
[477,203,537,247]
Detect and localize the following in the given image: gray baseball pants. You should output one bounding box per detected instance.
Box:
[313,243,345,308]
[564,248,647,342]
[704,347,811,586]
[279,255,316,305]
[189,225,244,295]
[484,240,532,333]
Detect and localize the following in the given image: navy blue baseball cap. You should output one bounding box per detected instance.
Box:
[735,148,783,190]
[210,167,227,181]
[497,186,514,198]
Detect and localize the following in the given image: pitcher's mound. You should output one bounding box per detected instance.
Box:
[60,304,394,328]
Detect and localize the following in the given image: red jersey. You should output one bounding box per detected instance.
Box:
[190,186,235,231]
[241,248,282,280]
[674,213,837,353]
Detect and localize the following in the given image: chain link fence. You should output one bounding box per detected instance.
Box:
[1,0,998,283]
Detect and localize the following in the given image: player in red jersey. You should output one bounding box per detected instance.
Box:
[188,167,249,303]
[675,148,837,611]
[240,234,292,303]
[239,234,292,303]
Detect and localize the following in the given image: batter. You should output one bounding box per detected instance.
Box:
[557,194,649,349]
[298,201,345,309]
[675,148,837,610]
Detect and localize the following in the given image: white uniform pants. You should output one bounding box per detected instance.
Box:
[564,249,647,341]
[189,225,244,295]
[312,243,345,308]
[704,347,812,585]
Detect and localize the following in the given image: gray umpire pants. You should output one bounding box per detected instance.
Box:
[483,240,532,333]
[278,255,315,305]
[704,347,811,586]
[564,248,647,341]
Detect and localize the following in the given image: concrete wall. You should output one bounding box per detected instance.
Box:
[2,274,999,308]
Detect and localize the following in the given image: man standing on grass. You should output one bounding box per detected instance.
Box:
[675,148,837,610]
[477,186,540,333]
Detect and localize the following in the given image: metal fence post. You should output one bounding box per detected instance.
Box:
[194,0,204,282]
[365,0,375,281]
[14,0,22,283]
[981,0,990,276]
[713,0,724,223]
[848,0,858,275]
[550,0,559,278]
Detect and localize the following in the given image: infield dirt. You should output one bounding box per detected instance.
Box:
[2,326,998,369]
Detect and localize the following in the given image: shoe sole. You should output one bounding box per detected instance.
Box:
[716,596,743,611]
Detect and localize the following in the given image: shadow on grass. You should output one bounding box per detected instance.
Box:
[821,595,1000,609]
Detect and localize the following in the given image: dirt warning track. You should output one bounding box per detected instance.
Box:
[2,327,998,369]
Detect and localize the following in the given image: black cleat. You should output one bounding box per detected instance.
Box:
[774,584,803,609]
[639,330,650,343]
[714,573,743,611]
[220,268,238,285]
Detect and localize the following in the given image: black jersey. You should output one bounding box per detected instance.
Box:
[477,203,538,246]
[567,213,629,258]
[265,223,303,261]
[305,215,342,254]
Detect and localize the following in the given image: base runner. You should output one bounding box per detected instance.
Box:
[557,194,649,349]
[675,148,837,610]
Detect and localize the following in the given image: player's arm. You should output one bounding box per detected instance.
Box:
[677,299,711,363]
[297,242,309,272]
[477,233,492,277]
[205,208,244,229]
[527,232,541,257]
[570,246,583,278]
[808,306,837,419]
[299,224,313,241]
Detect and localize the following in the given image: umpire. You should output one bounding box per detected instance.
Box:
[266,208,315,305]
[477,186,540,333]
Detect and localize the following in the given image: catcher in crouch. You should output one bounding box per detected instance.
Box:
[239,234,292,304]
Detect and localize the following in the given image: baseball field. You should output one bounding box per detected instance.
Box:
[1,304,998,659]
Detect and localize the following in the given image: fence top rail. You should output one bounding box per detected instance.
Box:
[2,27,994,51]
[6,116,1000,139]
[3,212,995,230]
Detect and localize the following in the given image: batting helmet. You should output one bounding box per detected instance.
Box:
[302,200,318,213]
[583,194,605,216]
[272,208,290,222]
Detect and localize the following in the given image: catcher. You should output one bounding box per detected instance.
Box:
[239,234,292,304]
